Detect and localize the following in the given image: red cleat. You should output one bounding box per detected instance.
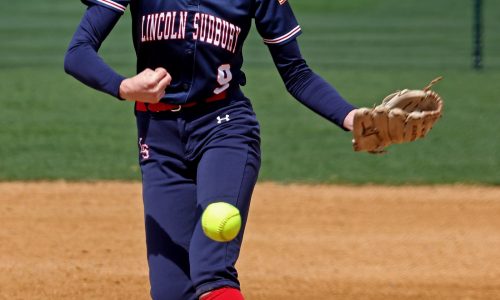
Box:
[200,287,244,300]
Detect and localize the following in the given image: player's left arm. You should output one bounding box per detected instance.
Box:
[267,39,357,131]
[254,0,356,130]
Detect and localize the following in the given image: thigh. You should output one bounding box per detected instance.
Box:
[186,99,261,297]
[137,111,198,300]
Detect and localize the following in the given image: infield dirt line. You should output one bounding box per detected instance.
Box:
[1,182,499,300]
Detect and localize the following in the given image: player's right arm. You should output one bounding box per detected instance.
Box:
[64,4,170,103]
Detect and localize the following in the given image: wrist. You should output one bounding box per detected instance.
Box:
[343,109,356,131]
[119,78,132,101]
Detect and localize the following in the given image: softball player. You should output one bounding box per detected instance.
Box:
[65,0,357,299]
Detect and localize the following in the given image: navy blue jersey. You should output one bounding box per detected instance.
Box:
[82,0,302,104]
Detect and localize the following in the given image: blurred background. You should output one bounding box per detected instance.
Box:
[0,0,499,184]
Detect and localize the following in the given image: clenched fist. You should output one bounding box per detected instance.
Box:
[119,68,172,103]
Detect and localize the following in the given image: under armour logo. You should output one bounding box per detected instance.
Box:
[217,114,230,124]
[139,138,149,160]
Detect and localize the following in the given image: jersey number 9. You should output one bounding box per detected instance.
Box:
[214,64,232,95]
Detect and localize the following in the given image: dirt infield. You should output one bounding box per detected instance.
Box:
[1,182,500,300]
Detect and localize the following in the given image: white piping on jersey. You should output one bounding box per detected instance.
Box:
[97,0,127,12]
[262,25,301,44]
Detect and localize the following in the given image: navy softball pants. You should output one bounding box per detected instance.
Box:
[135,96,261,300]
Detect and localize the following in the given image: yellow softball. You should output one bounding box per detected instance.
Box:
[201,202,242,242]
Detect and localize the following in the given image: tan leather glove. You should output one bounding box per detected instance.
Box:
[353,77,444,153]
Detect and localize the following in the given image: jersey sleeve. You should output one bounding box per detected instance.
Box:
[81,0,129,14]
[253,0,301,45]
[268,40,356,130]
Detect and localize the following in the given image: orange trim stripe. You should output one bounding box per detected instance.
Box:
[263,25,301,44]
[97,0,126,12]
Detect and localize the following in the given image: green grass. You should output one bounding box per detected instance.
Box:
[0,0,499,183]
[245,69,500,184]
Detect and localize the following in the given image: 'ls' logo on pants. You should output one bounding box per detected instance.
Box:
[139,138,150,160]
